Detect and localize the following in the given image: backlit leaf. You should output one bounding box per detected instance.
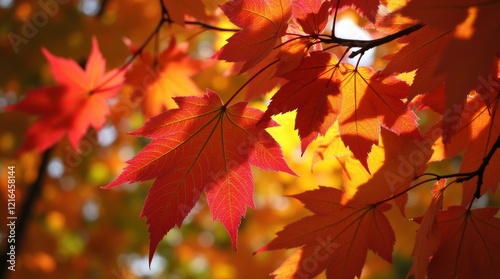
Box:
[105,89,294,263]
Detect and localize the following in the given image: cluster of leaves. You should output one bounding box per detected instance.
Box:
[7,0,500,278]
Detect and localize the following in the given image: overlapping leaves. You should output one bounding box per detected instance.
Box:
[8,0,500,278]
[256,187,395,279]
[262,51,419,170]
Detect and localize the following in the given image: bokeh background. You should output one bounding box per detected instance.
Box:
[1,1,498,278]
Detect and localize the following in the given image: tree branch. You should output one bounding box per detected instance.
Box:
[0,148,53,279]
[375,133,499,207]
[318,24,424,58]
[456,134,500,198]
[183,20,240,32]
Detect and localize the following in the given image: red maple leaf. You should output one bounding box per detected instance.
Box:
[262,51,342,153]
[7,37,125,154]
[292,0,330,35]
[104,89,294,263]
[428,206,500,279]
[213,0,291,73]
[257,186,395,279]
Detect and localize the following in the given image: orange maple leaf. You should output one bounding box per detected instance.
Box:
[407,179,446,279]
[426,92,500,205]
[342,128,432,214]
[7,37,125,154]
[337,63,420,170]
[459,97,500,205]
[125,39,207,119]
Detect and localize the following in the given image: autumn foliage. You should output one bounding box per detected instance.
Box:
[2,0,500,278]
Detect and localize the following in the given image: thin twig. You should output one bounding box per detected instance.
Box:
[319,24,424,58]
[184,20,240,32]
[224,59,280,107]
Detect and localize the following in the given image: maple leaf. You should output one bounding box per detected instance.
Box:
[291,0,330,35]
[257,186,395,279]
[213,0,291,73]
[336,0,380,23]
[262,51,342,153]
[275,24,320,77]
[337,63,420,170]
[342,128,432,214]
[6,37,125,154]
[396,0,500,136]
[382,26,451,100]
[428,206,500,279]
[458,96,500,205]
[104,89,294,263]
[125,39,206,119]
[263,51,419,169]
[162,0,209,26]
[375,9,417,35]
[407,179,445,279]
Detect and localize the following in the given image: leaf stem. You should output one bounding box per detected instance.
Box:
[374,177,437,206]
[92,1,240,95]
[396,131,500,206]
[331,0,341,36]
[224,59,280,107]
[90,17,167,95]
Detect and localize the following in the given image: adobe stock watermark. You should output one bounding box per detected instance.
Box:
[8,0,70,54]
[383,71,500,190]
[294,235,340,279]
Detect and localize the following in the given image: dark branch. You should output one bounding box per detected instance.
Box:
[456,134,500,198]
[375,133,499,207]
[318,24,424,58]
[0,148,53,279]
[183,20,240,32]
